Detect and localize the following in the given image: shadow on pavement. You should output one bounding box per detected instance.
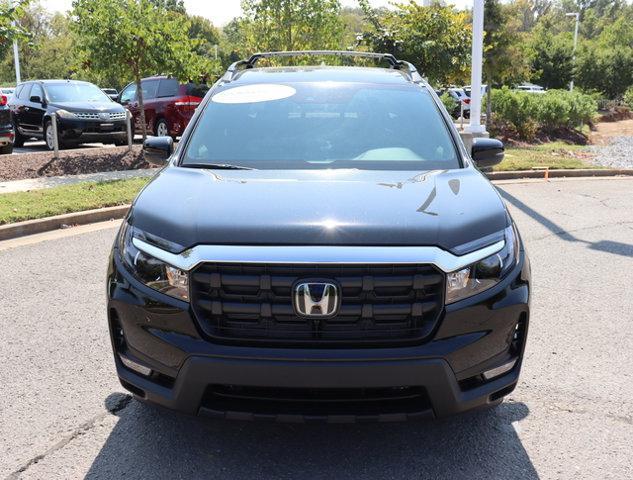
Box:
[86,392,537,480]
[498,187,632,258]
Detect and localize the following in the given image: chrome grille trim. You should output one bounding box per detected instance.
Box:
[73,111,126,120]
[132,238,505,273]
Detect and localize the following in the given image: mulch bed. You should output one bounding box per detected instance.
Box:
[597,107,632,123]
[496,126,590,147]
[0,145,154,181]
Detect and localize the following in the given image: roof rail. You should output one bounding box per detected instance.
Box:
[221,50,423,83]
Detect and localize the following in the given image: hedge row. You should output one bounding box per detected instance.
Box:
[488,87,598,140]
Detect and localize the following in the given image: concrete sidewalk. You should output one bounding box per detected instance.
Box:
[0,168,158,194]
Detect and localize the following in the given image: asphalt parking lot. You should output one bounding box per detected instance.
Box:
[1,177,632,479]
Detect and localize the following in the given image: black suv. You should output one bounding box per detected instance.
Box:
[107,51,530,422]
[9,80,127,149]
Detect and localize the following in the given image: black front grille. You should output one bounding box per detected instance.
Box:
[200,385,434,422]
[190,262,444,347]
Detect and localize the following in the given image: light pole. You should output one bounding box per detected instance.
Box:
[11,0,22,84]
[566,12,579,91]
[13,34,21,84]
[466,0,485,134]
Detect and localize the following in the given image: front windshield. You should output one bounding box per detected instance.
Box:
[45,83,111,103]
[183,82,460,170]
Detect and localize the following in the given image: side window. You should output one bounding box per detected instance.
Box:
[141,79,160,100]
[14,84,24,99]
[157,78,179,98]
[30,84,44,102]
[120,84,137,104]
[18,83,32,100]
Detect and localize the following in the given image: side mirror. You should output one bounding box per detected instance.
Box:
[30,95,43,105]
[143,136,173,165]
[471,138,504,168]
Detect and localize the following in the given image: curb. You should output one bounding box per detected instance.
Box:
[0,205,129,241]
[486,168,633,180]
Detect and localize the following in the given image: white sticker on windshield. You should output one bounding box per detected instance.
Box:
[212,84,296,104]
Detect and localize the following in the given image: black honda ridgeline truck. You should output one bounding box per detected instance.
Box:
[107,51,530,422]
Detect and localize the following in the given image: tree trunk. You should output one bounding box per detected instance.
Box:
[284,0,292,51]
[135,76,147,141]
[486,85,492,127]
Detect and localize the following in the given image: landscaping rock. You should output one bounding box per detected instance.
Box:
[589,136,633,169]
[0,145,153,181]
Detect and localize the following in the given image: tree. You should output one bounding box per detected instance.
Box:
[188,15,220,57]
[483,0,530,117]
[0,0,30,49]
[527,27,574,89]
[359,1,471,85]
[237,0,344,55]
[71,0,214,139]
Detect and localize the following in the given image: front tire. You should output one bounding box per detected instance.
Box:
[154,118,169,137]
[44,120,63,150]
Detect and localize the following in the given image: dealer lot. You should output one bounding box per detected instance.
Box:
[1,177,632,479]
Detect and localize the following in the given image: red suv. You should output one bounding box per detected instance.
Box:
[118,76,208,138]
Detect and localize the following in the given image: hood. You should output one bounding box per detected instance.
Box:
[51,101,123,113]
[130,167,509,253]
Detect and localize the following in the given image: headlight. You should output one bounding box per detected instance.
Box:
[446,225,519,304]
[55,109,76,119]
[118,222,189,301]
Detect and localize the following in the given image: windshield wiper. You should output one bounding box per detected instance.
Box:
[183,163,255,170]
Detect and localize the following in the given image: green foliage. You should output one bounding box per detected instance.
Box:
[71,0,215,138]
[0,0,30,49]
[527,27,574,89]
[236,0,344,56]
[489,87,597,140]
[483,0,530,86]
[188,15,221,58]
[359,2,471,85]
[440,92,457,115]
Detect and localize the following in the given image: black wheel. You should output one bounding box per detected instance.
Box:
[114,138,127,146]
[0,143,13,154]
[12,121,25,147]
[154,118,169,137]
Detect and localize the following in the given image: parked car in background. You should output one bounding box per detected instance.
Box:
[446,87,470,118]
[0,94,14,154]
[1,87,16,99]
[118,76,209,138]
[515,83,545,94]
[102,88,119,101]
[463,84,489,99]
[8,80,128,150]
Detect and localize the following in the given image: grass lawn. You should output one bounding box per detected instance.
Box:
[495,141,599,171]
[0,177,150,225]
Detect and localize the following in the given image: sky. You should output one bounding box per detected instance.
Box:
[43,0,471,26]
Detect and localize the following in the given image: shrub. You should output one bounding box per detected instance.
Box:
[440,92,457,115]
[489,87,597,140]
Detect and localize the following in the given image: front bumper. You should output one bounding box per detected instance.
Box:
[107,247,530,421]
[58,118,126,143]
